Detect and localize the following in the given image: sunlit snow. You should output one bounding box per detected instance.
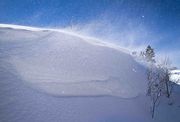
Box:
[0,24,146,98]
[0,24,180,122]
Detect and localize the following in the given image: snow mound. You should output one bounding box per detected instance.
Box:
[0,24,146,98]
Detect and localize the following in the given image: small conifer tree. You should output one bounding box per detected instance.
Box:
[145,45,155,63]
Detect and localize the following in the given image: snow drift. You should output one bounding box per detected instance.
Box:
[0,24,146,98]
[1,24,180,122]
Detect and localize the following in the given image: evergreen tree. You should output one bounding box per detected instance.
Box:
[145,45,155,63]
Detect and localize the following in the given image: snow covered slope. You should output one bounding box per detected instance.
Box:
[0,24,146,98]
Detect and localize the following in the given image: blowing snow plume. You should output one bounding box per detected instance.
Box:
[0,24,146,98]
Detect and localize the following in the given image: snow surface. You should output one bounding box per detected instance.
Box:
[0,24,147,98]
[0,24,180,122]
[170,70,180,85]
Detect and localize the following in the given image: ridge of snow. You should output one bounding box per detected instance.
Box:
[0,23,129,53]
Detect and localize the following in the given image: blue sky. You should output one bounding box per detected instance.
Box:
[0,0,180,67]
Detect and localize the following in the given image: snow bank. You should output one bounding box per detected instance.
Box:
[0,24,146,98]
[170,70,180,85]
[1,24,180,122]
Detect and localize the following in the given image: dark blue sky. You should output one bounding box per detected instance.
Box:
[0,0,180,67]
